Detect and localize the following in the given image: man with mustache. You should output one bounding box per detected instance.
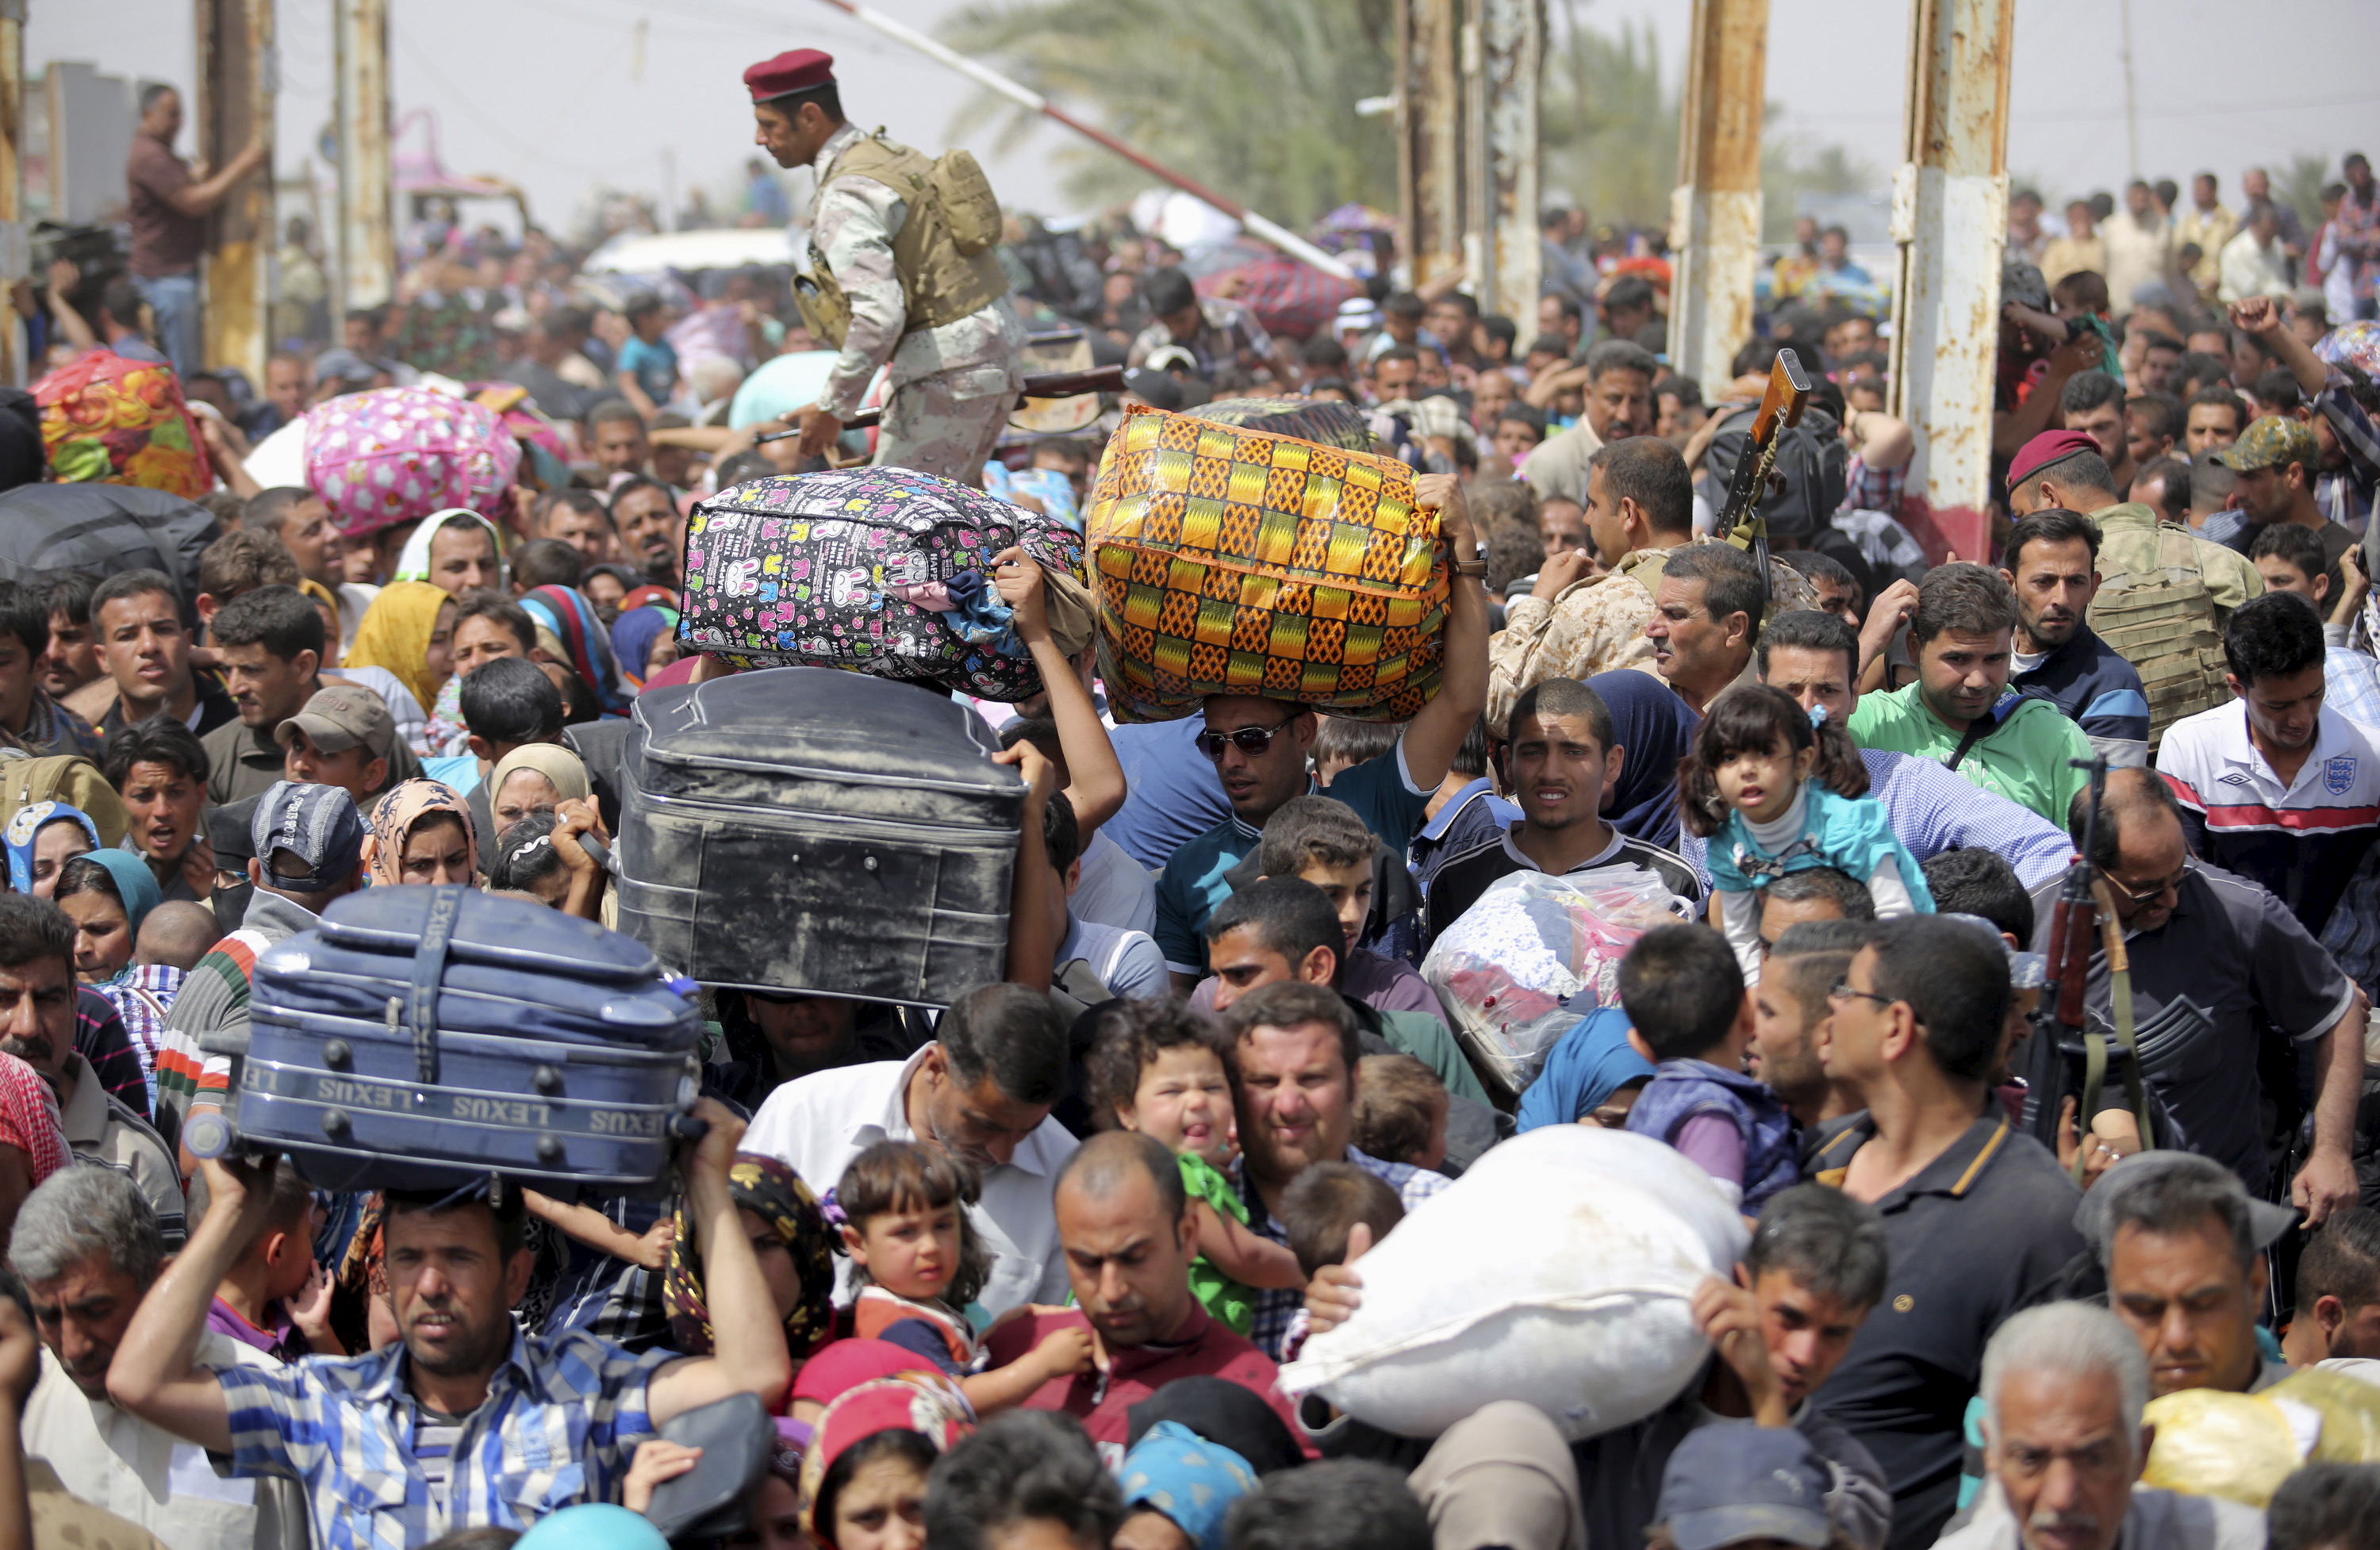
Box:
[1999,509,2151,769]
[1936,1300,2263,1550]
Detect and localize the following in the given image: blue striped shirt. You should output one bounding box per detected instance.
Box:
[219,1329,671,1550]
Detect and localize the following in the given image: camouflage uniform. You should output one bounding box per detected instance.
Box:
[1487,542,1818,733]
[808,123,1025,482]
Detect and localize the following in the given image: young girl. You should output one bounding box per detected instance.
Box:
[1679,684,1933,976]
[1088,1002,1304,1333]
[832,1140,1090,1414]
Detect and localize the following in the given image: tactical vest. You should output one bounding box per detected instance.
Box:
[2087,522,2228,752]
[794,132,1009,349]
[1620,543,1820,617]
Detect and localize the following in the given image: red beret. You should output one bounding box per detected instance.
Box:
[2006,428,2100,490]
[745,48,835,102]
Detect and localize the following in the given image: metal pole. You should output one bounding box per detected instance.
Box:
[1403,0,1463,291]
[0,0,21,388]
[195,0,272,383]
[2116,0,2140,184]
[1476,0,1541,320]
[334,0,393,313]
[1666,0,1767,395]
[813,0,1355,280]
[1888,0,2015,562]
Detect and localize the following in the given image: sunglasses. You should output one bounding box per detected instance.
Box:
[2104,864,2188,906]
[1196,719,1296,761]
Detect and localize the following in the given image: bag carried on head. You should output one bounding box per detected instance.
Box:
[33,350,214,500]
[1086,402,1450,723]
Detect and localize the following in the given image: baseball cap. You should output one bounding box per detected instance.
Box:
[2075,1150,2295,1264]
[2000,256,2051,314]
[2006,428,2101,490]
[2209,416,2317,474]
[249,781,365,894]
[276,682,397,761]
[1657,1423,1832,1550]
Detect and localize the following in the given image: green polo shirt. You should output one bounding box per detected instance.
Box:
[1848,681,2092,826]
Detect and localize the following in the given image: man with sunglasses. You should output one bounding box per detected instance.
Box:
[1151,474,1491,994]
[1803,915,2086,1550]
[2024,767,2366,1225]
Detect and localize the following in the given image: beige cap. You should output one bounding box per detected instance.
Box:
[274,681,397,759]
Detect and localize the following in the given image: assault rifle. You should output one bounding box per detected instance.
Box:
[757,364,1127,439]
[2037,754,2155,1182]
[1717,347,1813,627]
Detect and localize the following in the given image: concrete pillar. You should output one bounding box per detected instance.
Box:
[1395,0,1464,292]
[1467,0,1541,320]
[1889,0,2016,562]
[333,0,393,314]
[0,0,21,387]
[1667,0,1766,395]
[195,0,272,382]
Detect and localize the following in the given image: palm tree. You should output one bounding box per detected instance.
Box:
[939,0,1399,228]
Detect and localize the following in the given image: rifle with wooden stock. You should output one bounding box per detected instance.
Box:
[1717,348,1814,626]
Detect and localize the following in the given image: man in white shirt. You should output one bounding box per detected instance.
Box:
[13,1167,307,1550]
[743,982,1078,1315]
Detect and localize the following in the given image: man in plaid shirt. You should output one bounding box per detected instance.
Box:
[109,1101,792,1550]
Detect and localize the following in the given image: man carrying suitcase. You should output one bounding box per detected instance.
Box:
[108,1100,794,1548]
[747,48,1027,482]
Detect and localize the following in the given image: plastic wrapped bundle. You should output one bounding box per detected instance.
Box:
[2142,1368,2380,1507]
[1084,402,1449,723]
[1279,1126,1747,1441]
[34,350,213,498]
[1419,867,1683,1097]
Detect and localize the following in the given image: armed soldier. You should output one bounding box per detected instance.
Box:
[745,48,1026,481]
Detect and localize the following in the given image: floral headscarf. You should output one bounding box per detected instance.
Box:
[343,580,455,718]
[360,780,476,888]
[797,1375,973,1541]
[664,1153,837,1360]
[0,1053,71,1184]
[5,802,99,894]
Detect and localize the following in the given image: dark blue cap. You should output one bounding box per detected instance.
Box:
[1657,1422,1833,1550]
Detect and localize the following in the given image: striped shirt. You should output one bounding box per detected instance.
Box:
[219,1328,671,1550]
[2157,702,2380,936]
[153,893,317,1149]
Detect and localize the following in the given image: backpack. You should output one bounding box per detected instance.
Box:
[2086,524,2228,752]
[1701,401,1851,545]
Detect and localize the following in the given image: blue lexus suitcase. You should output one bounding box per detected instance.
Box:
[616,666,1024,1009]
[202,886,704,1194]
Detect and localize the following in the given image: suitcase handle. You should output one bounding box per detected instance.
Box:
[407,888,468,1086]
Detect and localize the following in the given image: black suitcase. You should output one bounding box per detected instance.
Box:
[196,886,705,1194]
[616,667,1023,1008]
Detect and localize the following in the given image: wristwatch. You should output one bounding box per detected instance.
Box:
[1451,555,1488,577]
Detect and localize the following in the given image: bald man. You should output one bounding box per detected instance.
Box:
[136,902,225,973]
[979,1130,1313,1461]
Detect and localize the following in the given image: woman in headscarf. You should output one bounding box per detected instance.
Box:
[391,507,507,594]
[1408,1400,1587,1550]
[610,604,681,689]
[486,744,592,838]
[1516,1007,1658,1131]
[662,1153,838,1367]
[4,801,99,897]
[1587,669,1698,853]
[342,580,458,738]
[52,850,161,984]
[797,1375,972,1550]
[361,780,477,887]
[1115,1421,1262,1550]
[0,1051,72,1246]
[520,585,628,712]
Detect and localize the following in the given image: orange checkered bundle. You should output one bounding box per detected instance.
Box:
[1084,405,1449,723]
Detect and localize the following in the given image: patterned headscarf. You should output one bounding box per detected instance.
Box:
[361,780,476,888]
[0,1053,71,1184]
[343,580,455,717]
[520,585,629,713]
[797,1375,973,1542]
[663,1153,838,1360]
[5,803,99,894]
[1119,1422,1261,1550]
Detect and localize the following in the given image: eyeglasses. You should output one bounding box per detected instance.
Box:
[1828,979,1900,1011]
[2104,863,2188,906]
[1196,719,1296,761]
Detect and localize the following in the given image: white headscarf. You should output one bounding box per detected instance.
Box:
[392,507,507,590]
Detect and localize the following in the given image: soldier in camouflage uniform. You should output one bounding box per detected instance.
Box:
[745,48,1026,483]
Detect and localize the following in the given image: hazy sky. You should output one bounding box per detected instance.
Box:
[33,0,2380,244]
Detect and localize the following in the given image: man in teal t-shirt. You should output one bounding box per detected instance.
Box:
[1849,562,2092,826]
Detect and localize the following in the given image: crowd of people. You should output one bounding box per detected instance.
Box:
[9,47,2380,1550]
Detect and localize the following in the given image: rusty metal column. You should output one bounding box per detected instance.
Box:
[1889,0,2014,562]
[1468,0,1541,320]
[195,0,272,382]
[1666,0,1767,394]
[333,0,393,314]
[0,0,21,386]
[1395,0,1464,292]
